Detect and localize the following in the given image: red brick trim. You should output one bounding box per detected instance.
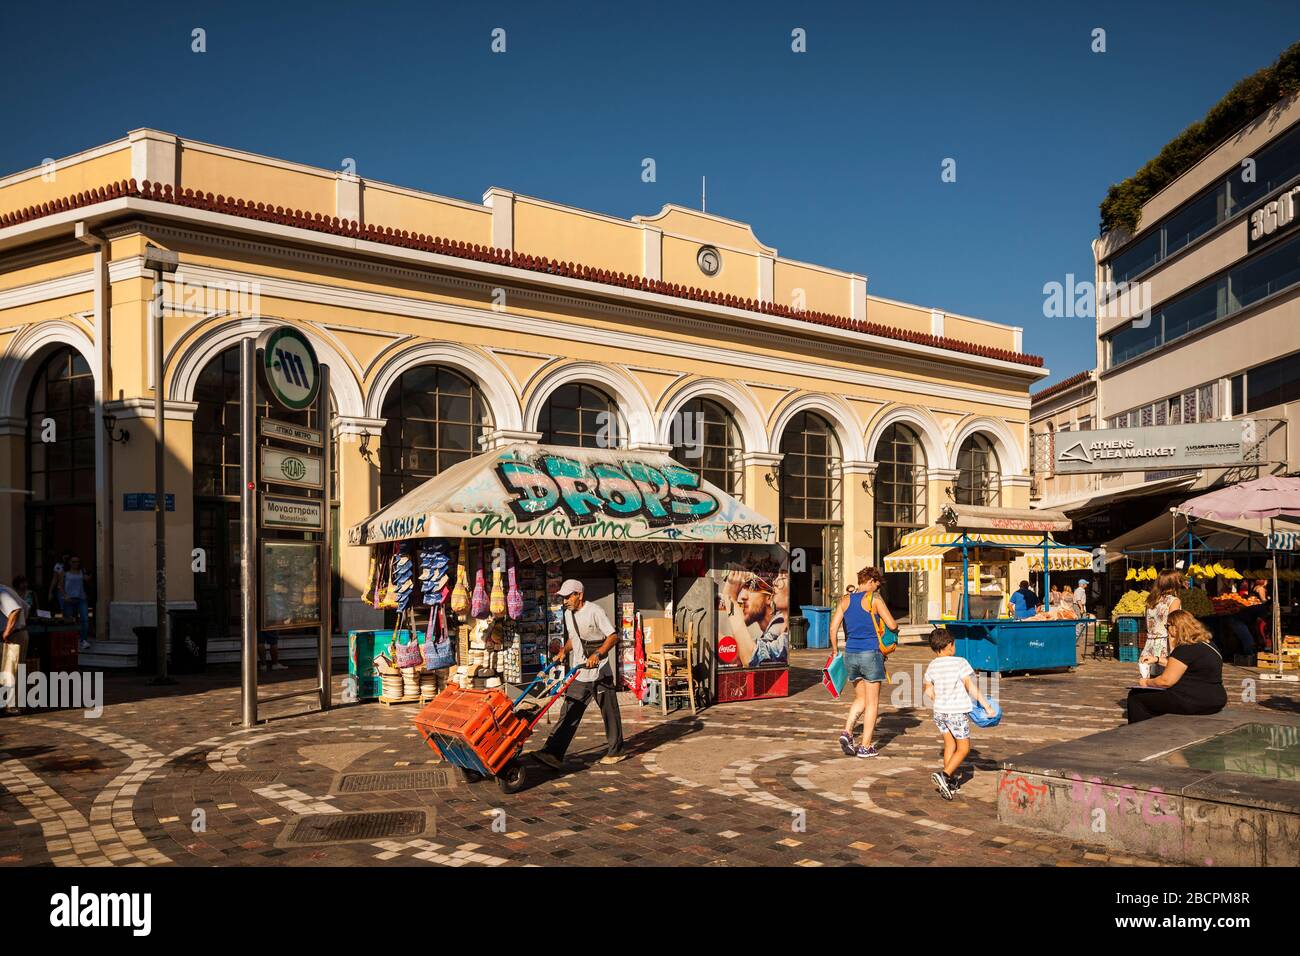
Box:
[2,179,1045,368]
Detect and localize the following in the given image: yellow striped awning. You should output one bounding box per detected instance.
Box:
[897,526,1048,547]
[884,526,1093,573]
[1023,547,1093,571]
[883,543,949,572]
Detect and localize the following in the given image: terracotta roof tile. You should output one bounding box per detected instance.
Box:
[1,179,1045,368]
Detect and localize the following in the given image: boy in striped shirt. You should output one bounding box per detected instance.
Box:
[923,628,995,801]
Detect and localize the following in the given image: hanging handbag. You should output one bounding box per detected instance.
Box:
[378,550,399,610]
[450,540,470,615]
[364,552,379,607]
[489,541,506,617]
[506,544,523,620]
[394,627,424,669]
[471,544,489,619]
[424,606,457,670]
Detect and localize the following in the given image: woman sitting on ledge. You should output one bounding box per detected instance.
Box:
[1127,610,1227,724]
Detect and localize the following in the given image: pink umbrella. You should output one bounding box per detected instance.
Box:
[1176,477,1300,682]
[1176,476,1300,520]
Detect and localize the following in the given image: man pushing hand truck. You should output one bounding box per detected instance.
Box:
[534,579,628,770]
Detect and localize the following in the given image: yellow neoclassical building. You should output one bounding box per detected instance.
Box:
[0,129,1046,666]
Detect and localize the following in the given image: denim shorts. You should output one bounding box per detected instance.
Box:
[844,649,886,683]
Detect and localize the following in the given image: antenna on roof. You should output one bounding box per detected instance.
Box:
[702,176,706,213]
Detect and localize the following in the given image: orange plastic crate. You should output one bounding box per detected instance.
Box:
[412,686,530,776]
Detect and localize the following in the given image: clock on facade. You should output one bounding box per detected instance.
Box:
[697,245,721,277]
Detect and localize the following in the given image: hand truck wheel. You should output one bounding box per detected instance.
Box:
[496,758,528,794]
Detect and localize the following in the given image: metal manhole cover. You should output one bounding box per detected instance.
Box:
[334,769,456,793]
[210,771,281,786]
[277,809,434,847]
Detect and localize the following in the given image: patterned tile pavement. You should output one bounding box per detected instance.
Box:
[0,646,1293,867]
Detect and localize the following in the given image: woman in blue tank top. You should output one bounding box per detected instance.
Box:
[829,566,898,758]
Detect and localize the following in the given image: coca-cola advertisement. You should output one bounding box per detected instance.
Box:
[714,544,790,669]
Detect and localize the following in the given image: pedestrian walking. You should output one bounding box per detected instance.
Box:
[923,627,995,800]
[47,553,69,614]
[58,556,92,650]
[534,579,627,770]
[829,566,897,758]
[1,575,32,715]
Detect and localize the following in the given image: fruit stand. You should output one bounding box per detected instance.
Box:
[884,505,1096,673]
[1113,550,1275,660]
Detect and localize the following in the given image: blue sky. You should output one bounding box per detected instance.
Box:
[3,1,1298,386]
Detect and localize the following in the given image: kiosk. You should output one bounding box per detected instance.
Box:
[347,443,790,705]
[884,505,1095,673]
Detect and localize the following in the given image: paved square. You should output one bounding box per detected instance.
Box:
[0,647,1290,867]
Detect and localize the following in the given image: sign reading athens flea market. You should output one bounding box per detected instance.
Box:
[1053,420,1259,474]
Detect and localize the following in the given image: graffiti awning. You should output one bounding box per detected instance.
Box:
[347,443,777,547]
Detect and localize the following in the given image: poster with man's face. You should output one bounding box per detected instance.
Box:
[715,544,790,669]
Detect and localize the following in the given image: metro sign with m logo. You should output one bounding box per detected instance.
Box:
[259,326,321,410]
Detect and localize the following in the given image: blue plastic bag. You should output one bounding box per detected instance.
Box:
[969,699,1002,727]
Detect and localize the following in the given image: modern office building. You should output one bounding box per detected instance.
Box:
[1093,93,1300,478]
[0,130,1045,665]
[1031,90,1300,546]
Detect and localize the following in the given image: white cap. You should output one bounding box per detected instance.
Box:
[557,579,584,596]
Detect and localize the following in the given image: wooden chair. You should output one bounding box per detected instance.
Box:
[643,615,697,716]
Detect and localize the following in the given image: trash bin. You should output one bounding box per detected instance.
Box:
[801,605,832,649]
[134,610,208,674]
[135,626,159,673]
[169,610,206,674]
[789,616,808,649]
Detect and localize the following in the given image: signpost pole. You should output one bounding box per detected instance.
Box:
[145,246,178,686]
[318,364,332,712]
[240,339,258,727]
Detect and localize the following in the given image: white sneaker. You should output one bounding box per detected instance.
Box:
[79,641,91,651]
[931,771,954,801]
[270,663,288,671]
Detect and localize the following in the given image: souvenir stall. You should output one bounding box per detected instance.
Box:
[883,505,1095,673]
[346,443,781,706]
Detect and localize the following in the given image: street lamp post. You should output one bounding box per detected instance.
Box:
[144,245,179,686]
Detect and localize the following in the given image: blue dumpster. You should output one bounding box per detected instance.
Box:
[932,619,1083,672]
[802,605,832,649]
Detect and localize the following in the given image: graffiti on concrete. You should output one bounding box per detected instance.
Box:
[1069,773,1180,828]
[998,774,1049,813]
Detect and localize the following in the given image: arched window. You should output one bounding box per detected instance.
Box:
[955,433,1002,506]
[192,344,338,639]
[873,423,928,552]
[779,411,843,611]
[25,347,96,598]
[192,347,338,498]
[379,365,493,505]
[538,383,621,449]
[779,412,841,522]
[873,422,929,621]
[671,397,743,495]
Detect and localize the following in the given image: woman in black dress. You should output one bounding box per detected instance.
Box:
[1127,610,1228,723]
